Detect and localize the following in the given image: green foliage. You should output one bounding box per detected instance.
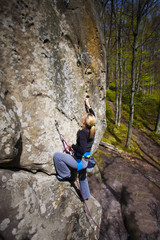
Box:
[134,92,159,130]
[96,0,160,157]
[93,149,108,169]
[103,97,129,149]
[103,121,129,150]
[150,132,160,145]
[121,91,159,132]
[109,82,116,90]
[106,89,115,102]
[101,88,160,157]
[106,100,114,119]
[122,91,131,105]
[122,107,130,122]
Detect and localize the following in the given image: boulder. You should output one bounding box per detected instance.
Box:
[0,169,102,240]
[0,0,106,173]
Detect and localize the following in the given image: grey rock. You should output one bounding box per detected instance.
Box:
[0,169,102,240]
[0,0,106,173]
[89,145,160,240]
[0,95,21,163]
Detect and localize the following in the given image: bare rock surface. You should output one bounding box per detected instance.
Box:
[0,169,102,240]
[0,0,106,174]
[0,95,20,163]
[89,142,160,240]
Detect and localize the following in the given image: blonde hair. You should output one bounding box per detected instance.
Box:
[85,113,96,139]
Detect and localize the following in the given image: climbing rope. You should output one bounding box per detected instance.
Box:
[75,179,109,240]
[55,120,74,156]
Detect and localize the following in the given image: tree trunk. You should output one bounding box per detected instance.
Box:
[106,55,110,90]
[126,34,138,148]
[115,23,119,126]
[106,0,114,89]
[136,56,143,92]
[117,24,123,126]
[155,100,160,133]
[100,0,110,19]
[123,41,127,91]
[138,38,143,92]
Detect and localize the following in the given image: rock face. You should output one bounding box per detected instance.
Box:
[0,91,21,163]
[0,169,102,240]
[0,0,105,239]
[89,142,160,240]
[0,0,106,174]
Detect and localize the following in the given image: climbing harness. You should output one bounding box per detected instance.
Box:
[76,152,96,173]
[76,152,83,171]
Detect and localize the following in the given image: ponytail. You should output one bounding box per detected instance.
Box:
[89,125,95,139]
[85,113,96,139]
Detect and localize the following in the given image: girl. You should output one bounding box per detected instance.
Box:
[53,98,96,200]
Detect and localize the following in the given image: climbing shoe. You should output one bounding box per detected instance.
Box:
[56,175,64,181]
[56,174,71,181]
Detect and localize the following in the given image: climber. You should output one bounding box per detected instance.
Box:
[53,97,96,201]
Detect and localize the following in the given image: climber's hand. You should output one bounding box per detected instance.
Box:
[68,142,72,148]
[85,97,91,109]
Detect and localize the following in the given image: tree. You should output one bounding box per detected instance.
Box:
[106,0,114,89]
[155,100,160,133]
[117,0,123,126]
[126,0,159,148]
[95,0,160,141]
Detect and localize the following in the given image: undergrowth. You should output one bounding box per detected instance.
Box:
[101,87,160,157]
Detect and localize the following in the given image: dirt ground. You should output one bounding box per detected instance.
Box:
[88,102,160,240]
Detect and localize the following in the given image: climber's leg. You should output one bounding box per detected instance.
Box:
[78,168,90,200]
[53,152,77,178]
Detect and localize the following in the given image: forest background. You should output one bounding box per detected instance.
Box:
[94,0,160,155]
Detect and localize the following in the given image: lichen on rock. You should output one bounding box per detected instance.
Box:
[0,169,102,240]
[0,0,106,174]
